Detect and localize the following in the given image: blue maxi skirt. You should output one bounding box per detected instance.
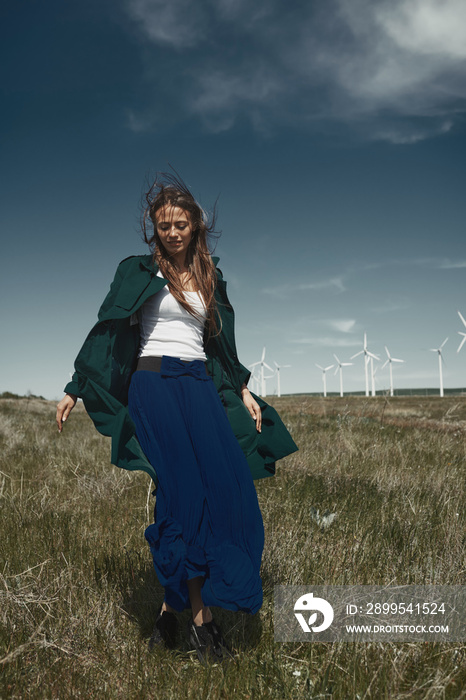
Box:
[127,355,264,614]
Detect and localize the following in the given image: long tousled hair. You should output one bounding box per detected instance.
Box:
[141,171,221,338]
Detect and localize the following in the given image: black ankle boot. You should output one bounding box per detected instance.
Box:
[148,605,179,650]
[186,618,234,664]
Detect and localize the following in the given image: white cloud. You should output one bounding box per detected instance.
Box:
[369,300,411,314]
[439,259,466,269]
[300,278,346,293]
[331,0,466,103]
[189,68,281,133]
[126,0,204,48]
[127,109,156,133]
[326,319,357,333]
[348,256,466,272]
[290,336,361,348]
[261,276,346,297]
[372,120,453,144]
[407,257,466,270]
[376,0,466,60]
[124,0,466,141]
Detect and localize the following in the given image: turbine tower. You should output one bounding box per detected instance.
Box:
[369,355,378,396]
[430,337,448,397]
[382,346,404,397]
[250,347,274,397]
[274,361,291,398]
[333,354,352,397]
[316,364,334,397]
[247,365,260,395]
[351,333,379,397]
[457,310,466,353]
[264,371,276,395]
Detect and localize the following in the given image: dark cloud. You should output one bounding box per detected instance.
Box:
[125,0,466,141]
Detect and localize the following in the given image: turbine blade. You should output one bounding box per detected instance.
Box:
[325,365,334,372]
[458,310,466,328]
[440,337,448,348]
[351,350,363,359]
[384,346,391,359]
[316,364,324,370]
[333,354,340,363]
[382,360,389,369]
[457,333,466,353]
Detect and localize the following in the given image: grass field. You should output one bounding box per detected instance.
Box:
[1,395,465,699]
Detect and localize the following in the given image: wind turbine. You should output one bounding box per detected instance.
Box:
[430,337,448,397]
[457,311,466,353]
[351,333,379,397]
[316,364,334,397]
[250,347,274,397]
[333,354,352,397]
[274,361,291,398]
[382,346,404,397]
[369,355,379,396]
[247,365,260,395]
[264,371,276,395]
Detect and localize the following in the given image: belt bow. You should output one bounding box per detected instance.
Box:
[160,356,209,381]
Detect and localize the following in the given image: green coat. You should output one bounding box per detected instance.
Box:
[65,254,298,486]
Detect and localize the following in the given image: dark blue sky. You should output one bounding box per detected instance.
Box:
[1,0,465,398]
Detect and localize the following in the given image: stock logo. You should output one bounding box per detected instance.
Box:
[294,593,334,633]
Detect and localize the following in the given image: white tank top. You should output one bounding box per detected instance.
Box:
[138,269,207,361]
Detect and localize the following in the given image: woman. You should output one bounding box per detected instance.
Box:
[56,173,298,663]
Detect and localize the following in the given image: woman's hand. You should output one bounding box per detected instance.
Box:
[56,393,78,433]
[241,385,262,433]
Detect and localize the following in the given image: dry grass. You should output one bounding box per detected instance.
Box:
[1,395,465,699]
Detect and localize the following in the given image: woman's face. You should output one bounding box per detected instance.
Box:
[155,205,193,263]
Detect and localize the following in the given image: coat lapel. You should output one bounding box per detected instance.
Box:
[99,256,168,321]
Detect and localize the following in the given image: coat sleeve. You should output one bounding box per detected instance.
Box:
[64,372,80,397]
[63,258,134,396]
[62,260,157,484]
